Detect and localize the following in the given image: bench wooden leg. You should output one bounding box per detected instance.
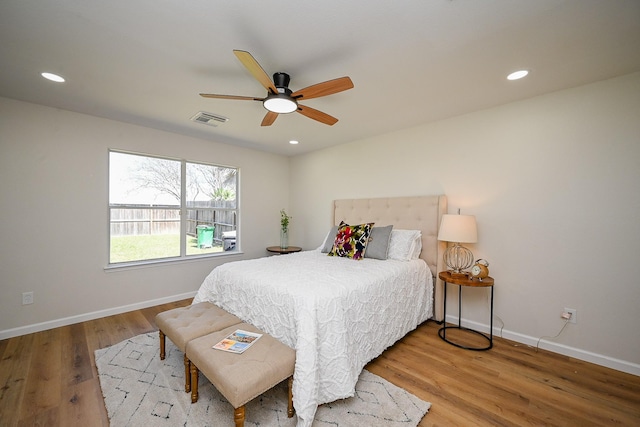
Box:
[159,330,166,360]
[234,405,245,427]
[184,354,192,393]
[287,376,295,418]
[190,363,199,403]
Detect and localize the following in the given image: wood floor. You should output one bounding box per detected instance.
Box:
[1,299,639,426]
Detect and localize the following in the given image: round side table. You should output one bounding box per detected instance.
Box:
[266,246,302,255]
[438,271,494,351]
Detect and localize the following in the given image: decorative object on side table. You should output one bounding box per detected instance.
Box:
[437,211,478,278]
[280,209,291,249]
[470,259,489,280]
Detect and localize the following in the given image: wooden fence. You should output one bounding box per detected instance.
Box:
[110,201,236,243]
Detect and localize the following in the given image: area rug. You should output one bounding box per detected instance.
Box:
[95,332,430,426]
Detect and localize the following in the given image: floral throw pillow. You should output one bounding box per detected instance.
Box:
[328,221,375,260]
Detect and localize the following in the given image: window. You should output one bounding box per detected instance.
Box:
[108,151,238,265]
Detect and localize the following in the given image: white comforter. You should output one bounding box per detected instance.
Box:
[193,249,433,427]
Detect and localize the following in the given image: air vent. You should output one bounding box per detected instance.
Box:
[190,111,229,127]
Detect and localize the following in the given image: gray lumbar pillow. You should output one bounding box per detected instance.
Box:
[364,225,394,260]
[321,225,340,253]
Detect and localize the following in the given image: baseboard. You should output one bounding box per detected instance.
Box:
[0,291,197,340]
[5,301,638,377]
[445,314,640,377]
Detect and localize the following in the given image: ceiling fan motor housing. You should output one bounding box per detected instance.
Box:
[273,72,291,91]
[263,72,297,113]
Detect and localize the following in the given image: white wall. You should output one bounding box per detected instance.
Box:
[290,72,640,373]
[2,73,639,373]
[0,97,290,336]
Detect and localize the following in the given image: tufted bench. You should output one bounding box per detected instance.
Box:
[186,323,296,427]
[155,302,242,392]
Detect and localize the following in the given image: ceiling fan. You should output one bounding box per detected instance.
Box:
[200,50,354,126]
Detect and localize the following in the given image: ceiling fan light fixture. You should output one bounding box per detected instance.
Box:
[263,94,298,114]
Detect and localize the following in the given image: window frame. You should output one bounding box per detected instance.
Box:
[107,149,239,268]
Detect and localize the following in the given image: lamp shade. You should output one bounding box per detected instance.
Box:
[437,214,478,243]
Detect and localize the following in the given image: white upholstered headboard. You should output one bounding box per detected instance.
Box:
[333,195,447,321]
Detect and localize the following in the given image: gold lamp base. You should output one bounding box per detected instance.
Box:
[443,243,474,275]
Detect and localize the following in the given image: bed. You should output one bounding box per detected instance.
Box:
[193,195,447,427]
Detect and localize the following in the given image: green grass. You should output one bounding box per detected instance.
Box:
[110,234,223,263]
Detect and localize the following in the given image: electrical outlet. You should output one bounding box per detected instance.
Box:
[22,291,34,305]
[563,307,577,324]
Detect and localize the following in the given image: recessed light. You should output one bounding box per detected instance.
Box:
[507,70,529,81]
[289,140,299,145]
[41,72,65,83]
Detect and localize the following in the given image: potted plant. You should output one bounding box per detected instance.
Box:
[280,209,291,249]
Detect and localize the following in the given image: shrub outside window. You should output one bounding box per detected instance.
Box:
[108,151,238,265]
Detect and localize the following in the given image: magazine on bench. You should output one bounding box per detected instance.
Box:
[212,329,262,354]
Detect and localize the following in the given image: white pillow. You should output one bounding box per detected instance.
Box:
[387,229,422,261]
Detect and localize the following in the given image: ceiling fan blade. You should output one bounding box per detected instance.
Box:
[291,76,354,100]
[261,111,279,126]
[296,104,339,126]
[233,50,278,94]
[200,93,264,101]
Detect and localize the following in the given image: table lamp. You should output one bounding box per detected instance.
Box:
[437,213,478,278]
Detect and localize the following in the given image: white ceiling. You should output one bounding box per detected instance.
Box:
[1,0,639,156]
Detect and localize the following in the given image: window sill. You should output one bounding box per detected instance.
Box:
[104,251,244,272]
